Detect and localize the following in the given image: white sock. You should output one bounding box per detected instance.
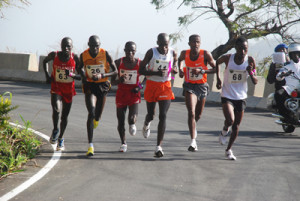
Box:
[89,143,94,148]
[191,139,196,144]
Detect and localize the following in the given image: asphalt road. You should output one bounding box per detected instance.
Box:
[0,81,299,201]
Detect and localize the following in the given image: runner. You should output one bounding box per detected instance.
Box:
[112,41,143,152]
[43,37,80,151]
[178,34,216,151]
[139,33,178,157]
[216,36,258,160]
[78,35,117,156]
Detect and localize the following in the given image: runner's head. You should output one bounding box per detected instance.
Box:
[288,43,300,63]
[61,37,73,56]
[88,35,101,57]
[188,34,201,53]
[157,33,169,55]
[124,41,136,61]
[235,37,248,59]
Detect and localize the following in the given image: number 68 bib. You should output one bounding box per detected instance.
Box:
[55,68,73,83]
[228,69,247,83]
[86,64,105,79]
[120,69,138,84]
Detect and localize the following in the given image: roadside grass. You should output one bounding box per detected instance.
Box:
[0,92,42,179]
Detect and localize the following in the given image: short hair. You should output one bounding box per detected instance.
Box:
[189,34,201,42]
[235,36,248,45]
[125,41,136,48]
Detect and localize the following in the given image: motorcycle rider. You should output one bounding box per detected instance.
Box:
[275,43,300,124]
[267,43,289,91]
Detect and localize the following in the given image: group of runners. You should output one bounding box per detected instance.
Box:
[43,33,258,160]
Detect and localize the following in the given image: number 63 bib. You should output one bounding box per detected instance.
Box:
[120,69,138,84]
[55,68,73,83]
[228,70,247,83]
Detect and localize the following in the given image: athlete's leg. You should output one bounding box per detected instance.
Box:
[85,93,96,143]
[94,95,107,121]
[226,110,244,151]
[128,103,138,125]
[51,93,62,131]
[195,97,206,122]
[222,102,235,132]
[117,106,127,145]
[157,99,171,146]
[185,91,197,139]
[144,101,156,126]
[58,101,72,139]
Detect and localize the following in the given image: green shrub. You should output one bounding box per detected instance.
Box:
[0,92,42,178]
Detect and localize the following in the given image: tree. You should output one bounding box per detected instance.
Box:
[151,0,300,59]
[0,0,30,18]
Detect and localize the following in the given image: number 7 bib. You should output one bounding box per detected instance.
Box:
[120,69,138,84]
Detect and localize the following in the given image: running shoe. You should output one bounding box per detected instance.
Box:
[188,140,198,152]
[154,146,164,158]
[142,123,151,138]
[119,144,127,152]
[129,124,137,136]
[218,131,229,145]
[49,129,59,144]
[93,119,99,129]
[56,138,65,151]
[86,146,94,156]
[225,149,236,160]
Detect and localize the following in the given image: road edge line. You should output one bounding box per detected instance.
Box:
[0,123,61,201]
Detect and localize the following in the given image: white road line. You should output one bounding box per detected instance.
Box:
[0,123,61,201]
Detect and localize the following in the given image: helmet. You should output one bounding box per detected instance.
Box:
[288,43,300,53]
[274,43,288,52]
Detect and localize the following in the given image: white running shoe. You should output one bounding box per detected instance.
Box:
[219,131,229,145]
[154,146,164,157]
[142,123,151,138]
[188,140,198,152]
[129,124,137,136]
[225,149,236,160]
[119,144,127,152]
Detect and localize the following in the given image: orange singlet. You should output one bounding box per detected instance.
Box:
[183,49,208,84]
[82,48,110,83]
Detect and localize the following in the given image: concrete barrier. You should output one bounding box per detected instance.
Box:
[0,52,274,110]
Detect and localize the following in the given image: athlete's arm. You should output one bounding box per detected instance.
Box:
[78,54,87,83]
[203,50,216,74]
[111,58,121,85]
[101,52,118,79]
[43,52,56,84]
[177,50,186,78]
[171,50,178,74]
[247,56,258,85]
[216,54,230,90]
[68,54,81,80]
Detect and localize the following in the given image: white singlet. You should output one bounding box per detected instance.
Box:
[146,47,174,82]
[221,53,249,100]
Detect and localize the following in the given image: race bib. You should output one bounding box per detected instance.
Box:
[228,69,247,83]
[55,68,73,83]
[187,67,203,81]
[119,69,138,84]
[86,64,105,79]
[153,60,170,77]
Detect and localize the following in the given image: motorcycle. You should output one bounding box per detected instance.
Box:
[267,71,300,133]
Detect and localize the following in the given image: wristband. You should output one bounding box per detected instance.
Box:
[138,83,144,89]
[249,71,254,76]
[200,69,205,74]
[69,72,75,77]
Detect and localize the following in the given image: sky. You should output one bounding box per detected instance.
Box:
[0,0,289,59]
